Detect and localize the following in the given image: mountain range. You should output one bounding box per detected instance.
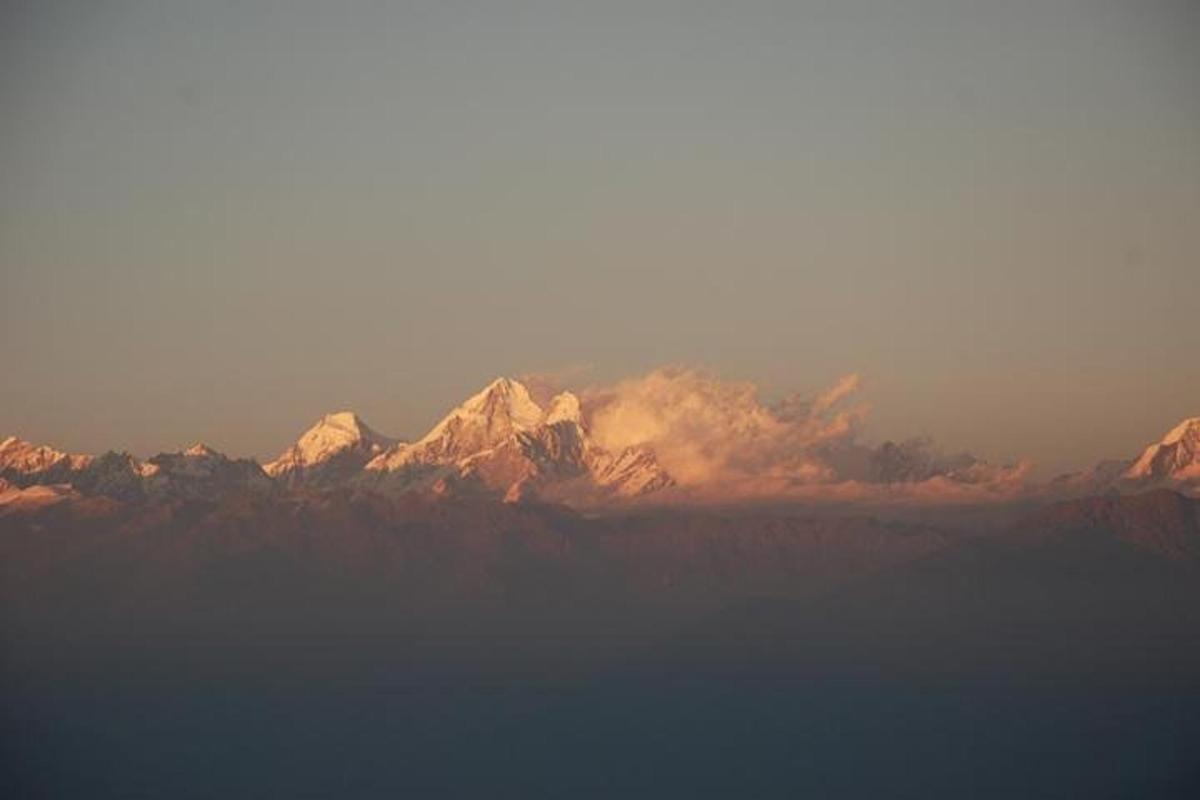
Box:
[5,380,1199,800]
[2,376,1198,512]
[1049,416,1200,497]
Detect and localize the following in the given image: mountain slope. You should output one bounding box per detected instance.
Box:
[368,378,542,470]
[362,378,673,501]
[0,437,92,486]
[1125,417,1200,483]
[1052,416,1200,498]
[1018,488,1200,560]
[266,412,395,487]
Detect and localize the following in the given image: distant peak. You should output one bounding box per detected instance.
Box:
[1124,416,1200,482]
[545,392,582,425]
[471,377,529,403]
[485,376,516,391]
[317,411,368,433]
[401,378,545,464]
[0,436,46,452]
[1161,417,1200,446]
[0,436,82,473]
[265,411,394,477]
[305,411,391,446]
[452,377,543,429]
[184,443,219,458]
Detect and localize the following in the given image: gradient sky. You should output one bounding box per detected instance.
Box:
[2,0,1198,476]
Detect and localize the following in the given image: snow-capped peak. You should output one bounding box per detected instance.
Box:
[1161,417,1200,446]
[0,436,92,477]
[360,378,680,502]
[265,411,395,482]
[471,377,543,428]
[363,378,555,479]
[322,411,367,430]
[428,377,544,437]
[1124,416,1200,482]
[290,412,390,463]
[184,443,219,458]
[1,436,67,464]
[544,392,582,426]
[412,377,543,453]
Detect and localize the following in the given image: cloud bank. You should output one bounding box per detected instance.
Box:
[576,368,1028,504]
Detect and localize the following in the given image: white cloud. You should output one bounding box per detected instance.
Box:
[582,368,866,486]
[573,367,1029,503]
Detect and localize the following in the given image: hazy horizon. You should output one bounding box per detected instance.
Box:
[3,1,1198,477]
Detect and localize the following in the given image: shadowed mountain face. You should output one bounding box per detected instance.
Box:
[1018,488,1200,559]
[0,491,953,634]
[2,489,1197,676]
[2,489,1199,798]
[264,412,395,488]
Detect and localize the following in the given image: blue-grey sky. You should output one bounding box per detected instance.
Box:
[2,0,1198,475]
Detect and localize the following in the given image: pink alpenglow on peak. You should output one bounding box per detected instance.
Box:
[544,392,583,426]
[368,377,544,472]
[359,377,675,502]
[0,436,93,485]
[5,370,1197,508]
[266,411,397,488]
[1125,417,1200,483]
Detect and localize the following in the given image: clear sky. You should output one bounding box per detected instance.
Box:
[2,0,1198,476]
